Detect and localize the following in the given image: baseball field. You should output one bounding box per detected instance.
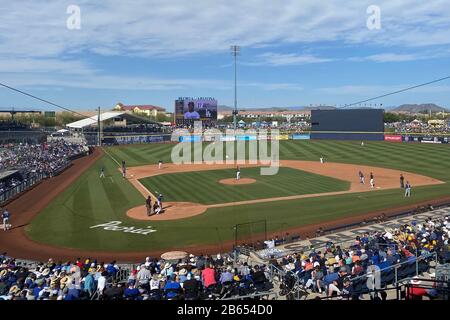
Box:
[16,140,450,260]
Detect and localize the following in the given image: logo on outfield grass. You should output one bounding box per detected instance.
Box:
[170,121,279,175]
[90,221,156,235]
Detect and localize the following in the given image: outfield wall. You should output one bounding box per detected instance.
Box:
[98,131,450,145]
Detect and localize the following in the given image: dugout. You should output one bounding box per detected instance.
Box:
[310,109,384,141]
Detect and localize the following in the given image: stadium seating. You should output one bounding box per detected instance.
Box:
[0,213,448,300]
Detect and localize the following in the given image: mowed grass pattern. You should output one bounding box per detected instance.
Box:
[106,140,449,180]
[139,167,349,205]
[25,140,450,253]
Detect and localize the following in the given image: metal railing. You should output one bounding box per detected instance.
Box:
[220,290,278,300]
[348,251,438,297]
[0,173,46,204]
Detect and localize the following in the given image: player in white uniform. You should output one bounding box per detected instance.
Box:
[236,166,241,180]
[99,166,105,178]
[320,156,324,164]
[2,208,10,231]
[158,160,163,169]
[358,171,365,184]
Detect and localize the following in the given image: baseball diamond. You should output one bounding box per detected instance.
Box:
[3,2,450,304]
[5,140,446,257]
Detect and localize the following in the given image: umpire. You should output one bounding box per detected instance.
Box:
[146,196,152,216]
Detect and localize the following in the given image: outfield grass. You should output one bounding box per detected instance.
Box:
[26,140,450,252]
[139,167,349,205]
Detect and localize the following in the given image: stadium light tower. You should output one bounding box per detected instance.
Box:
[230,45,240,130]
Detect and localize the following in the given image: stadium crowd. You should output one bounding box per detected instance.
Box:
[0,140,87,176]
[386,121,450,135]
[0,139,89,199]
[271,214,449,298]
[0,214,448,300]
[0,253,272,300]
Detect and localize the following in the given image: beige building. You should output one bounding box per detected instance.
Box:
[113,102,166,117]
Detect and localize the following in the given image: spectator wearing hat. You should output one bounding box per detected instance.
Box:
[305,265,324,293]
[182,272,201,300]
[136,265,151,290]
[219,266,234,285]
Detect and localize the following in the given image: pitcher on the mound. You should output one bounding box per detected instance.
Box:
[236,166,241,180]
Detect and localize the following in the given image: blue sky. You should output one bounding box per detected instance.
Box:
[1,0,449,112]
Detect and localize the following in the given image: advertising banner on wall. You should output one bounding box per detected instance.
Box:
[271,134,289,140]
[258,134,268,141]
[384,135,402,142]
[179,135,202,143]
[404,136,422,143]
[220,136,236,142]
[236,135,257,141]
[290,133,310,140]
[421,136,442,144]
[114,135,165,144]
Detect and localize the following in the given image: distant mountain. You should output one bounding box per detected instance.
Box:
[217,105,234,112]
[391,103,448,113]
[300,106,337,111]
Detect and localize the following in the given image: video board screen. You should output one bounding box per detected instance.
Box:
[175,97,217,126]
[310,109,385,141]
[311,109,384,132]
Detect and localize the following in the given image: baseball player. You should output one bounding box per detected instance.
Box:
[320,156,324,164]
[405,181,411,197]
[236,166,241,180]
[157,194,163,209]
[122,161,126,179]
[2,208,10,231]
[122,165,126,179]
[158,160,163,169]
[370,172,375,189]
[358,171,365,184]
[400,174,405,188]
[100,166,105,178]
[146,196,152,216]
[361,141,364,147]
[153,202,162,215]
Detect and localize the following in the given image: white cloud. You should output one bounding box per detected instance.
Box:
[350,53,419,62]
[245,52,333,66]
[349,50,449,63]
[0,58,95,74]
[1,0,450,61]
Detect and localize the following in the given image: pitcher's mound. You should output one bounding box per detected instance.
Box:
[127,202,207,221]
[219,178,256,185]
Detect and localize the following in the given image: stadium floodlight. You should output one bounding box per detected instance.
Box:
[230,45,240,130]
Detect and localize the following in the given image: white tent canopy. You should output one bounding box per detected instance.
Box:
[66,112,124,129]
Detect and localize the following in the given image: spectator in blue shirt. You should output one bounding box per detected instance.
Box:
[124,283,140,300]
[219,266,234,284]
[164,275,181,299]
